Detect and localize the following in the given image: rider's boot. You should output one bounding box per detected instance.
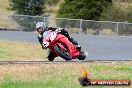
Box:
[68,36,81,51]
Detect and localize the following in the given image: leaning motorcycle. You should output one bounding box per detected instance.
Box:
[42,30,86,61]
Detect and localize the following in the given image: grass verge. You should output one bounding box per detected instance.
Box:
[0,61,131,88]
[0,40,47,60]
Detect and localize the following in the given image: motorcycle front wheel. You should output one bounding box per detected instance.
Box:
[53,45,71,61]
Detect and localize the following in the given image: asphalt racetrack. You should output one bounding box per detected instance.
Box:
[0,30,132,61]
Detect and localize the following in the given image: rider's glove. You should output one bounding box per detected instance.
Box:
[38,34,43,38]
[42,41,49,49]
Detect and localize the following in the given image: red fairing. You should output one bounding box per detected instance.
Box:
[57,35,80,58]
[43,30,80,59]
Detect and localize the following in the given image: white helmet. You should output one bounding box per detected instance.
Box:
[36,22,47,31]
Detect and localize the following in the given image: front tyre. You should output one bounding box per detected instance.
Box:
[53,45,71,61]
[48,50,57,61]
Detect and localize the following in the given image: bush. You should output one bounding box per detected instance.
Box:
[100,5,128,22]
[9,0,45,15]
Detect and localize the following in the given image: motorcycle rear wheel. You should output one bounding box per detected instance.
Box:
[77,51,86,60]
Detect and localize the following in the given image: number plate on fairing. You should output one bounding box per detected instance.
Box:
[49,32,57,41]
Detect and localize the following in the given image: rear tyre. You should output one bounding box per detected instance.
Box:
[78,51,86,60]
[53,45,71,61]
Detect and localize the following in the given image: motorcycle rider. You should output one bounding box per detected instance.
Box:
[36,22,81,60]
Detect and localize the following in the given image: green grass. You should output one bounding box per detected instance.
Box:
[0,80,47,88]
[0,62,131,88]
[0,76,77,88]
[0,48,12,59]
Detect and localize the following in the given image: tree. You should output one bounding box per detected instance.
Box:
[9,0,45,31]
[9,0,45,15]
[57,0,112,20]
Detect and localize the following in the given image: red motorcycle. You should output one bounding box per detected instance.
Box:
[42,30,86,61]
